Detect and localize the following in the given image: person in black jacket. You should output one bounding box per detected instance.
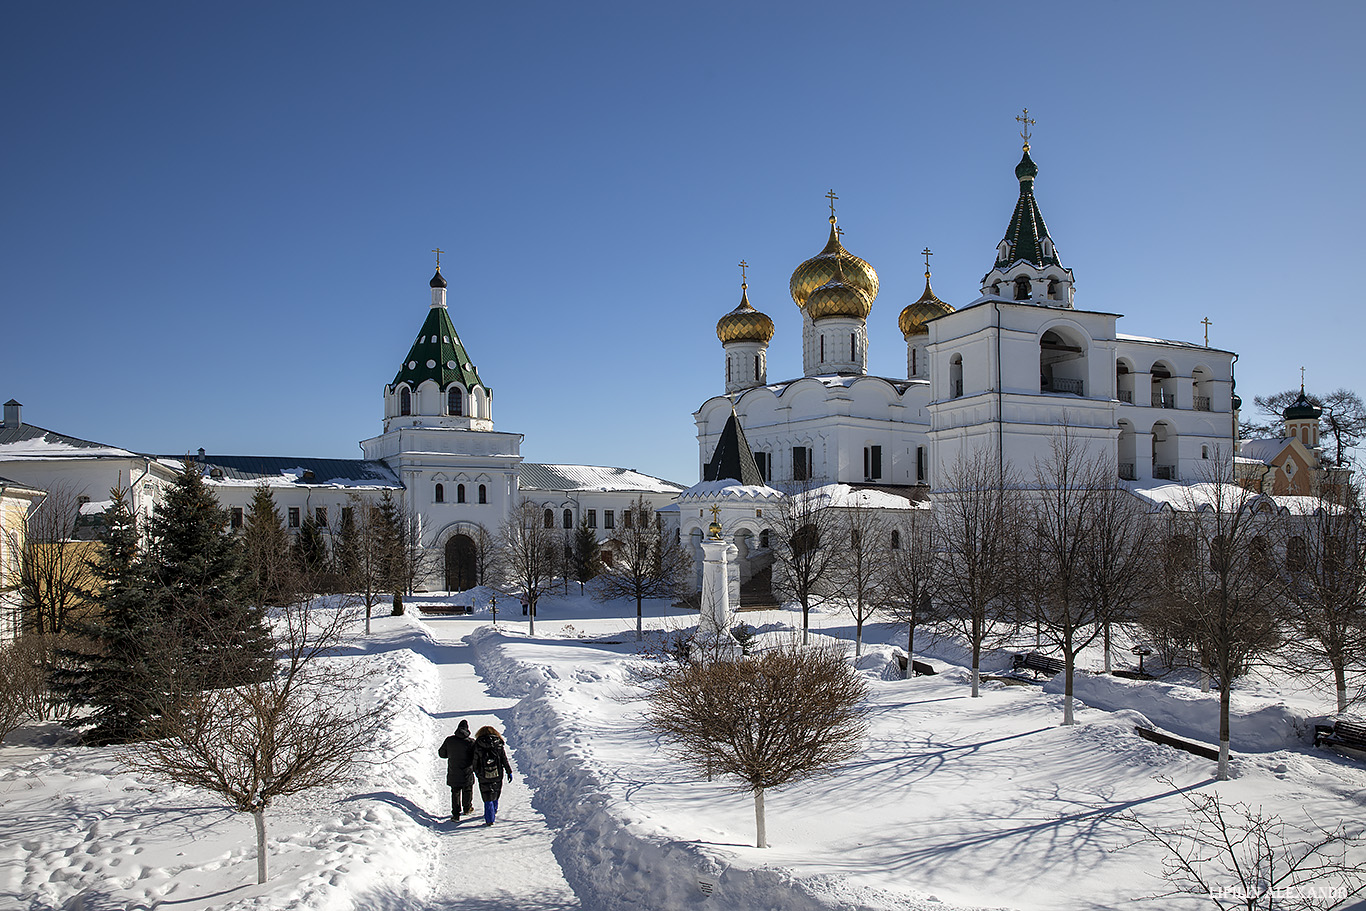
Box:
[437,720,476,820]
[472,725,513,826]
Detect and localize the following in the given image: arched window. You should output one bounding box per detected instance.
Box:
[457,483,466,503]
[890,529,901,550]
[820,335,825,363]
[851,332,857,361]
[1047,278,1060,300]
[1014,276,1031,300]
[950,354,964,398]
[753,354,760,378]
[759,529,770,548]
[563,509,572,529]
[478,484,487,504]
[911,347,917,375]
[448,388,463,416]
[544,509,554,528]
[435,483,444,503]
[399,387,412,416]
[727,357,732,383]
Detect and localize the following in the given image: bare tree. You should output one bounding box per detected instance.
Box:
[1084,473,1158,673]
[933,448,1021,697]
[638,638,868,848]
[1118,788,1366,910]
[1249,387,1366,467]
[1281,479,1366,713]
[828,493,891,657]
[498,501,558,635]
[470,522,496,589]
[6,482,92,636]
[1028,430,1109,725]
[1156,454,1283,779]
[595,496,690,641]
[343,495,388,635]
[770,480,840,644]
[121,594,385,885]
[0,634,59,739]
[882,509,938,678]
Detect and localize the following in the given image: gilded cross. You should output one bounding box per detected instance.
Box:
[922,246,933,274]
[825,189,839,219]
[1301,366,1306,389]
[710,504,721,523]
[1015,108,1036,146]
[738,260,748,285]
[431,248,444,268]
[1201,316,1212,347]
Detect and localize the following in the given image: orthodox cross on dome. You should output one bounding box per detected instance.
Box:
[1300,366,1306,392]
[738,259,748,287]
[431,247,444,269]
[1015,108,1036,149]
[1201,316,1212,347]
[922,246,933,277]
[825,188,839,220]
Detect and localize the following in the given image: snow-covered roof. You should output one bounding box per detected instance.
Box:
[171,455,403,490]
[518,463,684,494]
[1115,332,1234,355]
[1129,481,1329,516]
[801,482,928,510]
[1237,438,1294,465]
[0,422,140,460]
[677,479,783,500]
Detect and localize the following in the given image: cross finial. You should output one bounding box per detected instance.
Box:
[825,188,839,220]
[1300,366,1306,392]
[710,504,721,522]
[431,248,444,269]
[1015,108,1036,149]
[1200,316,1212,347]
[738,260,748,286]
[922,246,933,277]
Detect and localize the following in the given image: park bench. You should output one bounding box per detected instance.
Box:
[1313,717,1366,758]
[1011,651,1066,679]
[894,655,938,677]
[417,603,473,616]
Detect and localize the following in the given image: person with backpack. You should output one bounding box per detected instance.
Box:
[472,725,513,826]
[437,719,476,821]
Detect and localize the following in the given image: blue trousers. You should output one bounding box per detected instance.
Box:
[483,799,498,825]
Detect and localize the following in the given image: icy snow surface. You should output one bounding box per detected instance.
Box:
[3,595,1365,910]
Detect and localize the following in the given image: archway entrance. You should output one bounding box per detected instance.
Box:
[444,534,477,592]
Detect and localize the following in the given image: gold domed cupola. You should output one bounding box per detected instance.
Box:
[716,280,775,344]
[899,248,954,337]
[789,190,879,309]
[805,258,873,321]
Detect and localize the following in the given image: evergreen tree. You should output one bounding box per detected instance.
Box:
[291,514,327,581]
[241,485,290,606]
[144,461,270,690]
[54,487,163,744]
[334,505,360,584]
[572,520,600,594]
[373,491,404,609]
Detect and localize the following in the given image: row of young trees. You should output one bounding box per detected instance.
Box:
[764,433,1365,781]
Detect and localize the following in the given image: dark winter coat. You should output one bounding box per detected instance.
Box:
[473,731,513,785]
[438,727,476,787]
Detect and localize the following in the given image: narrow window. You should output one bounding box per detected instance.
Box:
[448,388,463,416]
[563,509,572,529]
[588,509,597,528]
[871,445,882,480]
[851,332,857,361]
[341,506,353,525]
[604,510,615,530]
[916,446,927,482]
[478,484,487,504]
[753,354,760,378]
[315,507,327,526]
[890,529,901,550]
[1014,276,1030,300]
[288,507,300,529]
[727,358,732,383]
[435,483,444,503]
[1202,445,1209,460]
[457,483,466,503]
[399,387,412,416]
[820,335,825,363]
[230,507,244,530]
[793,446,810,481]
[755,451,769,481]
[544,509,554,528]
[911,347,917,375]
[760,529,770,548]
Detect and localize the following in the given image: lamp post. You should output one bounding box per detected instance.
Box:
[489,593,498,628]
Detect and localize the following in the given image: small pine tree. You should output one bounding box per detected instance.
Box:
[241,485,290,606]
[334,505,360,583]
[144,461,270,690]
[373,491,404,600]
[54,487,164,744]
[572,520,600,594]
[291,515,327,581]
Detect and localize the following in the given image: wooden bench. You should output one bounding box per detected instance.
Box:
[895,655,938,677]
[1011,651,1066,679]
[1314,717,1366,757]
[418,604,473,616]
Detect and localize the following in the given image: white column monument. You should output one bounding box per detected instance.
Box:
[694,505,741,659]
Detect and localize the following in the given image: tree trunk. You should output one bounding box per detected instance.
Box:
[801,600,809,645]
[1218,682,1231,781]
[636,597,643,642]
[854,617,863,657]
[365,603,372,636]
[253,808,268,884]
[1334,661,1348,714]
[1063,651,1076,726]
[529,599,536,636]
[753,789,767,848]
[906,620,915,680]
[970,627,981,698]
[1101,621,1112,673]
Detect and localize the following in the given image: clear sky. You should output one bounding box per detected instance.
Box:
[3,2,1363,486]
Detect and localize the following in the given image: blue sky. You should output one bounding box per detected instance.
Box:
[3,2,1363,486]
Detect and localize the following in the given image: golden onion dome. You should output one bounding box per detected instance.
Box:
[790,217,879,309]
[716,284,775,344]
[899,273,955,337]
[805,259,872,322]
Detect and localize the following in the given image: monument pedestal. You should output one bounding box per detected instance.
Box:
[693,536,741,660]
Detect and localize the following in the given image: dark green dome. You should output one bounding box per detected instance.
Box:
[1284,391,1321,422]
[1015,148,1039,181]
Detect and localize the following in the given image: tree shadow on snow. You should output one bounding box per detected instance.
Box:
[345,791,450,829]
[347,883,581,910]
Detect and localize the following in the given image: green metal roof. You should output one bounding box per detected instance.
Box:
[392,305,487,394]
[996,148,1061,270]
[703,410,764,486]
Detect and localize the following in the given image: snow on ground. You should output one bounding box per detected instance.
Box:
[2,591,1364,911]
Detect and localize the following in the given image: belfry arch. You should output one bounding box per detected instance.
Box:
[444,534,477,592]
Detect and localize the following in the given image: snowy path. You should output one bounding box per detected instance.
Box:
[422,615,582,910]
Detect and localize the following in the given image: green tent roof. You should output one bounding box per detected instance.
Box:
[996,148,1062,271]
[392,305,487,394]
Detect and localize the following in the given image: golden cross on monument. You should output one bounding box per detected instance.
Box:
[738,260,748,286]
[1201,316,1212,347]
[1015,108,1036,148]
[710,504,721,523]
[825,188,839,219]
[431,248,444,268]
[922,246,933,275]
